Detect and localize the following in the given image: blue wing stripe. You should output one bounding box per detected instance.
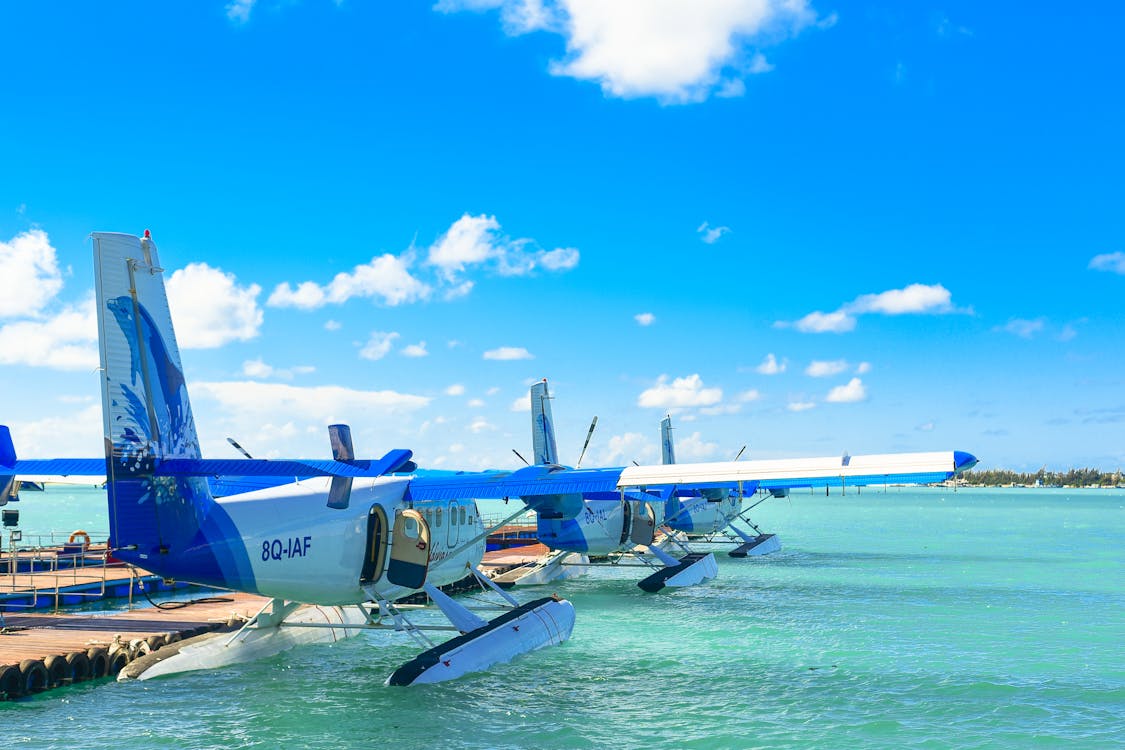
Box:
[406,468,624,500]
[11,458,107,476]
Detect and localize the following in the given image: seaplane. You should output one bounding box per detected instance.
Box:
[0,231,979,686]
[480,379,978,593]
[658,415,783,558]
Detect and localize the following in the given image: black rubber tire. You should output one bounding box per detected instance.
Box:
[0,664,22,700]
[43,654,70,687]
[106,650,129,676]
[19,659,49,694]
[145,635,166,652]
[65,651,91,683]
[86,648,109,679]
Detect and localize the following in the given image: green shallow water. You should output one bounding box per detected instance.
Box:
[3,487,1123,749]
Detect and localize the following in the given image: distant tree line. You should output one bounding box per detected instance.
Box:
[962,467,1123,487]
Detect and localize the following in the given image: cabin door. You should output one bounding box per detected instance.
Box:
[387,509,431,589]
[360,504,389,583]
[446,502,460,547]
[629,502,656,546]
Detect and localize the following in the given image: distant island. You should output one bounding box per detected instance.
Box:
[962,468,1124,488]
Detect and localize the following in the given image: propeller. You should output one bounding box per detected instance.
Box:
[227,437,254,459]
[575,416,598,468]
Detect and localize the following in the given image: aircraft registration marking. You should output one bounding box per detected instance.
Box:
[261,536,312,561]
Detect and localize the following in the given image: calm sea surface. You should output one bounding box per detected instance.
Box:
[3,486,1122,749]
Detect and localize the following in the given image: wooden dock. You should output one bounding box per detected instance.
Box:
[0,592,268,700]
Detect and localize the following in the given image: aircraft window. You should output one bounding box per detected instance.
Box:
[436,507,442,527]
[460,507,466,525]
[403,517,418,538]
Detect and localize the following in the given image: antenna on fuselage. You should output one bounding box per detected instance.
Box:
[227,437,253,459]
[512,449,530,466]
[733,445,746,462]
[575,416,598,468]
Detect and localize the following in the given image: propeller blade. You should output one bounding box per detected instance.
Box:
[575,416,598,468]
[227,437,253,460]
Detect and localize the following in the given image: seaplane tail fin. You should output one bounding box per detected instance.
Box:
[92,231,251,587]
[531,379,559,466]
[1,425,16,505]
[660,415,675,465]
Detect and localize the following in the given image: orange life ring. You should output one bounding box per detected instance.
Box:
[68,530,92,547]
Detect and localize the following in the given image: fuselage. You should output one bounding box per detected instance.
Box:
[663,490,742,536]
[135,476,485,605]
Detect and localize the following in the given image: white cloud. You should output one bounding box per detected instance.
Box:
[324,320,342,331]
[737,388,761,402]
[166,263,263,349]
[634,312,655,326]
[511,395,531,412]
[0,229,64,318]
[483,346,534,360]
[242,358,273,378]
[486,386,500,396]
[469,417,496,433]
[855,361,871,374]
[780,283,961,334]
[755,353,787,375]
[594,431,656,466]
[445,383,466,396]
[439,0,822,103]
[268,254,430,309]
[825,377,867,403]
[359,331,400,360]
[8,403,103,457]
[677,431,720,460]
[0,296,98,371]
[638,374,722,408]
[427,213,580,285]
[916,421,935,432]
[995,318,1045,339]
[787,400,816,412]
[467,398,485,407]
[805,359,848,377]
[193,384,429,431]
[1089,251,1125,275]
[697,221,730,244]
[402,341,429,358]
[226,0,255,23]
[700,403,742,416]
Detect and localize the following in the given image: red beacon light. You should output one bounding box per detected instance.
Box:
[143,229,151,239]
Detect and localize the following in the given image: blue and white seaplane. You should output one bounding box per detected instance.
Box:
[658,415,782,558]
[0,231,979,685]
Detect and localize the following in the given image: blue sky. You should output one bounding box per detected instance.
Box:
[1,1,1122,471]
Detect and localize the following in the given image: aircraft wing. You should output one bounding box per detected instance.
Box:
[617,450,978,491]
[4,458,107,484]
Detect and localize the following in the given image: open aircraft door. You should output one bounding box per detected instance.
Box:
[387,509,431,589]
[629,502,656,546]
[361,504,389,583]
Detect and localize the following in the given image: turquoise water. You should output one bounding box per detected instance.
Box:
[3,487,1123,749]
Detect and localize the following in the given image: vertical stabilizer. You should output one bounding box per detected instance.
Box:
[661,415,675,465]
[92,232,251,588]
[531,379,559,465]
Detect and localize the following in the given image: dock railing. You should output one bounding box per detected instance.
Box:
[0,530,131,611]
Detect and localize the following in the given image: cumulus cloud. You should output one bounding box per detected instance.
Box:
[0,229,64,318]
[438,0,823,103]
[697,221,730,244]
[241,358,316,380]
[806,359,848,377]
[428,213,580,284]
[638,374,722,409]
[401,341,429,358]
[8,403,103,457]
[787,400,816,412]
[738,388,761,402]
[0,295,98,370]
[855,361,871,374]
[1089,251,1125,275]
[359,331,400,361]
[594,431,657,466]
[511,395,531,412]
[226,0,255,23]
[166,263,263,349]
[755,353,787,375]
[268,253,430,309]
[445,384,466,396]
[779,283,962,334]
[483,346,534,360]
[677,431,721,460]
[634,312,655,326]
[469,417,497,433]
[825,377,867,403]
